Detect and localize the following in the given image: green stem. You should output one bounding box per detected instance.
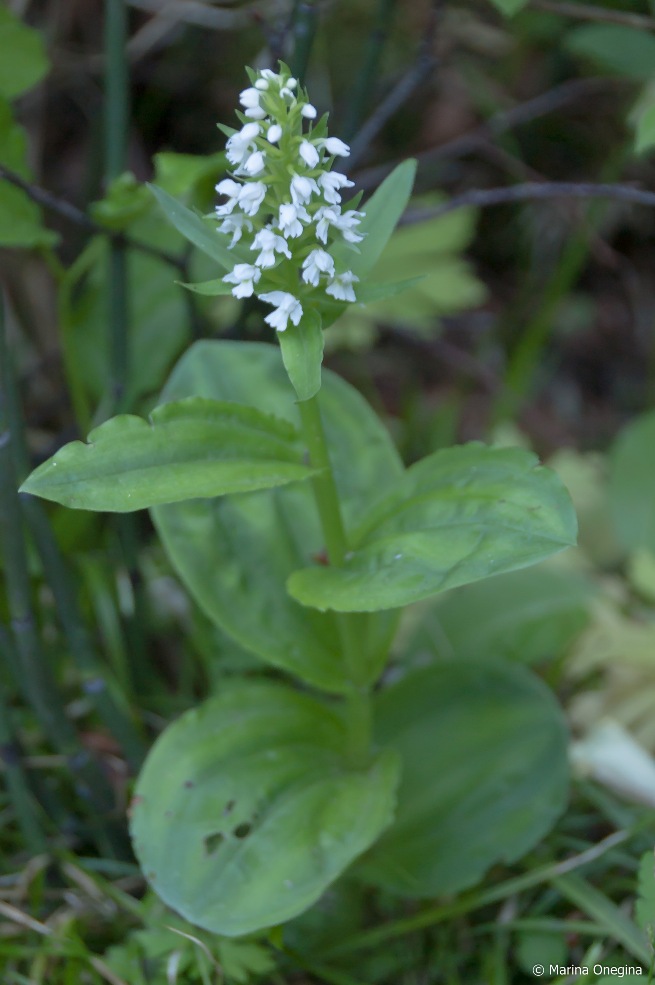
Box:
[297,396,372,767]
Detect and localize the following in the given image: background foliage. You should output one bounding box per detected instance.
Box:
[2,0,655,982]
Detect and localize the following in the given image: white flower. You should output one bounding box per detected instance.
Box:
[225,122,261,166]
[214,178,241,216]
[267,124,282,144]
[314,205,341,243]
[322,137,350,157]
[217,212,253,247]
[239,87,261,109]
[302,248,335,286]
[243,150,266,175]
[286,78,298,90]
[255,79,269,91]
[318,171,354,205]
[290,174,320,206]
[223,263,261,299]
[251,227,291,268]
[259,291,304,332]
[238,181,267,216]
[326,270,359,302]
[301,104,317,119]
[278,202,310,238]
[260,69,278,81]
[239,86,267,117]
[299,140,320,168]
[280,86,295,100]
[335,208,365,243]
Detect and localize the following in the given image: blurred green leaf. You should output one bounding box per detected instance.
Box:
[487,0,530,15]
[90,173,153,230]
[0,7,48,98]
[356,658,569,896]
[566,25,655,81]
[154,150,227,199]
[21,398,316,511]
[288,445,577,612]
[635,850,655,937]
[0,99,56,248]
[332,199,485,341]
[636,103,655,154]
[425,566,592,665]
[609,410,655,553]
[61,235,190,412]
[131,680,399,936]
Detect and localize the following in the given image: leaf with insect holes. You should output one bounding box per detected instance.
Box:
[130,680,399,936]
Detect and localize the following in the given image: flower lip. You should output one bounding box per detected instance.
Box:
[223,262,262,298]
[259,290,304,332]
[239,87,261,108]
[302,248,336,286]
[322,137,350,157]
[299,140,320,168]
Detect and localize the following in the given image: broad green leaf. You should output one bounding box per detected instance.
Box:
[152,341,403,693]
[20,398,315,512]
[609,411,655,553]
[278,308,324,402]
[288,444,577,612]
[148,183,239,271]
[130,681,399,936]
[566,25,655,81]
[333,160,417,278]
[356,659,569,896]
[0,8,48,98]
[487,0,529,14]
[424,566,592,665]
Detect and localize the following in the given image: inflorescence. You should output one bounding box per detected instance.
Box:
[214,65,365,332]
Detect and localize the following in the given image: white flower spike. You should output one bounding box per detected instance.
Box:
[213,62,366,330]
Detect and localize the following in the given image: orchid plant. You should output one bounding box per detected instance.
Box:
[21,65,577,940]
